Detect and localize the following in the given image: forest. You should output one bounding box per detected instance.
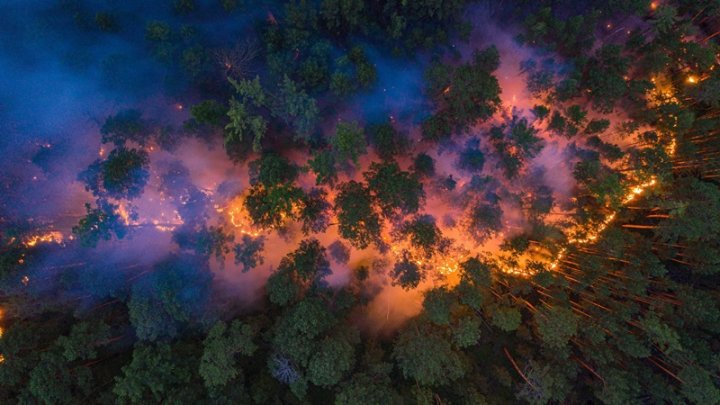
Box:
[1,0,720,403]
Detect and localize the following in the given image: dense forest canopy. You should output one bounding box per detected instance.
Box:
[1,0,720,403]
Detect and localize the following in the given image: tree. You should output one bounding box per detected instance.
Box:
[266,268,302,307]
[466,203,503,242]
[225,99,267,153]
[651,5,678,35]
[234,235,265,272]
[334,181,382,249]
[113,343,195,403]
[79,147,150,200]
[458,138,485,173]
[391,254,424,289]
[423,287,454,325]
[452,315,481,348]
[272,75,319,140]
[308,150,337,186]
[492,306,522,332]
[678,365,720,404]
[306,330,357,387]
[56,320,112,362]
[27,352,74,404]
[584,45,629,113]
[364,161,425,217]
[398,214,445,258]
[393,320,466,386]
[321,0,364,34]
[172,224,234,261]
[424,46,501,136]
[101,109,148,146]
[330,121,367,165]
[534,306,578,349]
[128,255,212,341]
[413,153,435,177]
[335,372,401,404]
[368,122,408,160]
[271,297,335,370]
[249,153,299,187]
[489,116,544,178]
[299,188,331,234]
[278,238,331,283]
[189,100,227,127]
[244,183,305,229]
[655,178,720,243]
[72,200,128,247]
[199,320,257,389]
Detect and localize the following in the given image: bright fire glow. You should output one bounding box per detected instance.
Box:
[23,231,64,247]
[219,197,262,237]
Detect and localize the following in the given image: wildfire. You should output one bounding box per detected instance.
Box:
[117,203,131,225]
[23,231,64,247]
[221,197,261,237]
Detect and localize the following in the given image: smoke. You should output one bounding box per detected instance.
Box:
[1,0,629,332]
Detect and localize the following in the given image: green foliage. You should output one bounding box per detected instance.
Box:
[422,287,454,325]
[365,161,425,217]
[234,235,265,272]
[330,121,367,165]
[452,315,481,348]
[391,255,424,289]
[278,238,330,283]
[334,181,381,249]
[307,330,357,387]
[585,118,610,134]
[399,215,444,258]
[584,45,629,112]
[199,320,257,388]
[492,306,522,332]
[393,320,466,386]
[308,150,337,185]
[531,104,549,120]
[520,7,599,57]
[56,320,111,362]
[678,365,720,404]
[535,306,578,349]
[172,225,234,261]
[466,203,503,242]
[489,116,544,178]
[244,184,305,228]
[413,153,435,177]
[113,343,194,403]
[424,47,501,136]
[190,100,227,127]
[72,200,128,247]
[250,153,299,187]
[368,122,408,160]
[225,98,267,153]
[273,75,319,140]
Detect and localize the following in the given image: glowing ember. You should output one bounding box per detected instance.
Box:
[23,231,64,247]
[686,75,698,84]
[221,197,262,237]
